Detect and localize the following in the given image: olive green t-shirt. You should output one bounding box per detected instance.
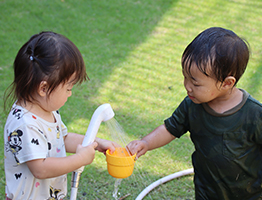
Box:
[165,89,262,200]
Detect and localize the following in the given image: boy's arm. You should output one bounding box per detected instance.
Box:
[143,124,176,150]
[127,124,176,158]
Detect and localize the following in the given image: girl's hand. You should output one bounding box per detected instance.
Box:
[126,140,149,159]
[76,142,98,166]
[95,138,121,155]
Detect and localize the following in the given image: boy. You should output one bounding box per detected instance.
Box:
[127,27,262,199]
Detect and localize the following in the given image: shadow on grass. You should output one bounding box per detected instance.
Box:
[0,0,178,137]
[0,0,181,198]
[54,0,179,122]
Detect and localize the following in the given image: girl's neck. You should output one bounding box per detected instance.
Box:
[207,87,243,114]
[17,100,56,123]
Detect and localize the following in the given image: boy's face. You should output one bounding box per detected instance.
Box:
[183,63,223,104]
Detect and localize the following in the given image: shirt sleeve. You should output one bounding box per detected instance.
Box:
[15,124,48,164]
[247,98,262,145]
[164,97,190,138]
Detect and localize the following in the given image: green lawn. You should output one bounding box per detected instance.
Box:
[1,0,262,199]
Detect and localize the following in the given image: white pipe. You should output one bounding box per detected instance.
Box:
[70,103,115,200]
[136,168,194,200]
[70,188,78,200]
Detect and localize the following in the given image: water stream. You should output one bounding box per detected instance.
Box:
[106,118,132,199]
[105,118,130,148]
[112,178,123,199]
[105,118,153,200]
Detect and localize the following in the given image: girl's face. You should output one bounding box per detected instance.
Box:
[46,76,74,111]
[183,63,223,104]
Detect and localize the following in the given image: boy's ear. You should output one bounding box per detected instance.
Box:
[222,76,236,89]
[38,81,48,97]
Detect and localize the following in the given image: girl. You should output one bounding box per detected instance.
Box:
[4,31,118,200]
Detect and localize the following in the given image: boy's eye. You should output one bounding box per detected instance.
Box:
[192,82,199,86]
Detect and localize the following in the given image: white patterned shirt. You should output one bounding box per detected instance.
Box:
[4,103,68,200]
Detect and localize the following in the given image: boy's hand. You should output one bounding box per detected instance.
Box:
[126,125,175,160]
[76,142,98,166]
[126,140,149,159]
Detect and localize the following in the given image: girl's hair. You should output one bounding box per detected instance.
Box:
[181,27,250,85]
[4,31,88,111]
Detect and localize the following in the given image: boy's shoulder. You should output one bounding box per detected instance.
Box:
[242,90,262,117]
[245,91,262,107]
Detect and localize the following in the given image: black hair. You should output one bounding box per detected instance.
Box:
[181,27,250,85]
[4,31,88,111]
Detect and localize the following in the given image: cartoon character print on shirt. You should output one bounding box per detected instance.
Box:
[47,186,65,200]
[56,126,60,139]
[12,108,22,119]
[5,129,23,164]
[55,111,61,139]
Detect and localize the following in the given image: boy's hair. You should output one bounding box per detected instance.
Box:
[181,27,250,85]
[4,31,88,110]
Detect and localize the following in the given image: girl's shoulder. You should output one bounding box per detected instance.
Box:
[8,103,39,124]
[6,104,61,130]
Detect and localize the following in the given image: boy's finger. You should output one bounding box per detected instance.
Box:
[126,146,132,155]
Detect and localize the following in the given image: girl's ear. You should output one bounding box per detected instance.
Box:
[38,81,48,97]
[222,76,236,89]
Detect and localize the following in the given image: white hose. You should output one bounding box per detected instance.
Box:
[70,104,115,200]
[136,168,194,200]
[70,188,78,200]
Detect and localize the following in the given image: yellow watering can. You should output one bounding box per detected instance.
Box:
[106,147,136,179]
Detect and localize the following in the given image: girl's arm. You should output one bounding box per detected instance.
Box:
[26,132,119,179]
[95,137,120,154]
[64,132,119,154]
[64,132,85,153]
[26,142,97,179]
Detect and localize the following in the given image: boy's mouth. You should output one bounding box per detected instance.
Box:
[188,94,195,100]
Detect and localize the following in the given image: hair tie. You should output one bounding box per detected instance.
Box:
[29,56,34,61]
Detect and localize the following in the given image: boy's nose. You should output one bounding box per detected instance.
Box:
[186,86,192,93]
[184,82,192,93]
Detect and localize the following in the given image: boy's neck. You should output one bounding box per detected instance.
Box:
[207,87,243,114]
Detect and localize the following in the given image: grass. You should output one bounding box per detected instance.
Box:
[1,0,262,199]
